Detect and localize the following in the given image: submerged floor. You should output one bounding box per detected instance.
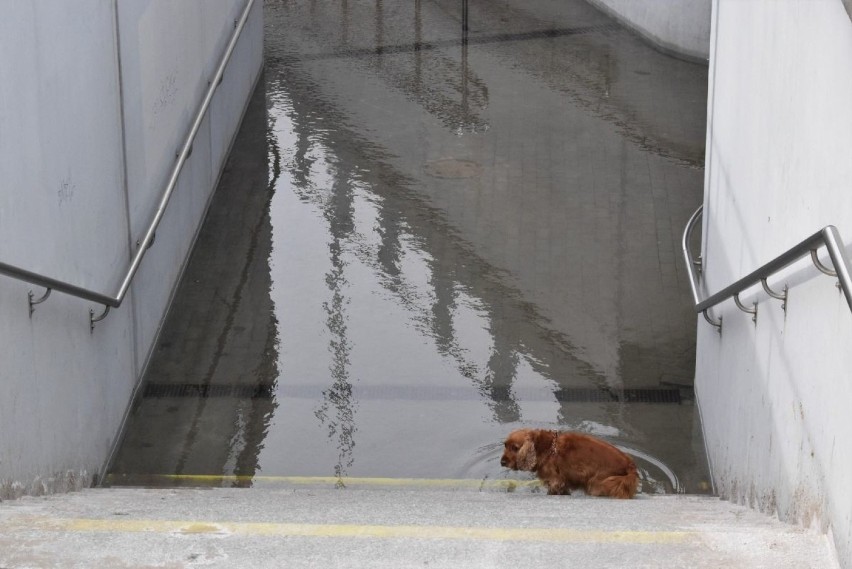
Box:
[109,0,711,494]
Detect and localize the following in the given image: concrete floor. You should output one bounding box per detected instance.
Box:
[108,0,711,494]
[0,487,839,568]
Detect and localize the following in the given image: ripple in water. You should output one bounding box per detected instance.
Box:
[618,445,684,495]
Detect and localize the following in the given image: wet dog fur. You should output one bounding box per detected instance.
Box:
[500,428,638,498]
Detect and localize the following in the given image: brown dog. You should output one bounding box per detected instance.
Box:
[501,428,638,498]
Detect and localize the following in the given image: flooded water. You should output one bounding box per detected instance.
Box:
[108,0,711,494]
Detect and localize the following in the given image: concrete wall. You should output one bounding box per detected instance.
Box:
[698,0,852,565]
[0,0,262,498]
[586,0,711,61]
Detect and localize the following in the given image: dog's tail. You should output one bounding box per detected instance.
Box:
[597,463,639,499]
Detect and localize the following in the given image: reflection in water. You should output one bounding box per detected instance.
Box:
[274,0,703,164]
[276,89,362,484]
[341,0,349,45]
[314,248,358,485]
[107,79,280,486]
[268,63,594,421]
[325,0,491,133]
[483,312,521,423]
[264,63,703,489]
[455,0,705,165]
[317,175,358,484]
[414,0,422,93]
[108,0,712,494]
[376,194,403,280]
[263,0,711,492]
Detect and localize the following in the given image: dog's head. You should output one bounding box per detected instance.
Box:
[500,429,538,471]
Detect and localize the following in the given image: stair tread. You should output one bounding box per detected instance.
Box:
[0,487,838,568]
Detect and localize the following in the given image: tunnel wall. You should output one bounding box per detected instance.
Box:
[697,0,852,564]
[584,0,711,61]
[0,0,263,498]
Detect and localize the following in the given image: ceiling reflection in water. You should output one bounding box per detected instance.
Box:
[109,0,712,495]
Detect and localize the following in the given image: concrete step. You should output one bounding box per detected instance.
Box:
[0,486,838,568]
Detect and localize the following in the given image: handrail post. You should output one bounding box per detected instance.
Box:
[683,207,722,331]
[823,226,852,313]
[681,206,705,307]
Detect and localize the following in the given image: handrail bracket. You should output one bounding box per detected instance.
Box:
[702,310,722,332]
[811,249,837,277]
[90,305,111,333]
[760,278,788,313]
[733,293,758,323]
[811,248,843,291]
[28,287,52,317]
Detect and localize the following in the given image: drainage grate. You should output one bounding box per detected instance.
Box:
[143,383,274,399]
[142,383,687,404]
[490,386,684,404]
[556,387,684,404]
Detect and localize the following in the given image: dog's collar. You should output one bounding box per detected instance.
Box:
[550,430,559,455]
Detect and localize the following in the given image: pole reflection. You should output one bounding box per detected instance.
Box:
[111,0,711,492]
[107,79,280,485]
[269,63,604,429]
[264,0,708,489]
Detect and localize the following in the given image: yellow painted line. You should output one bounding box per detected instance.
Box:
[30,517,692,544]
[107,474,541,490]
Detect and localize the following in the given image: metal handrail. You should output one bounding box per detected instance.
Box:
[682,205,852,331]
[0,0,255,329]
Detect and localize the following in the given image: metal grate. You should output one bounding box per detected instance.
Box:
[143,383,274,399]
[555,388,683,404]
[488,386,684,404]
[142,383,688,404]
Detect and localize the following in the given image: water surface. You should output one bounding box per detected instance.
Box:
[109,0,711,495]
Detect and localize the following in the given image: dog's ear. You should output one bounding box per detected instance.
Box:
[517,433,537,470]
